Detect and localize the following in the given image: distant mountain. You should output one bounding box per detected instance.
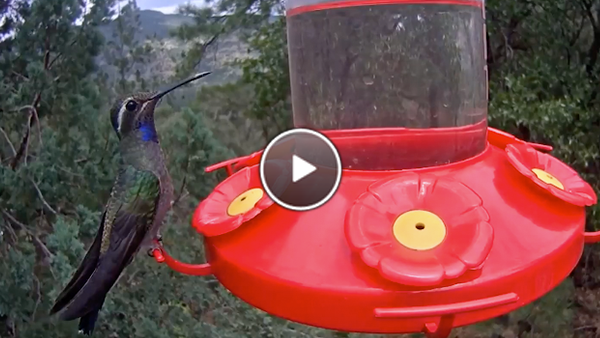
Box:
[96,10,251,88]
[98,10,194,42]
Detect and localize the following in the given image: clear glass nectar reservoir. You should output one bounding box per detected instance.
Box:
[285,0,488,169]
[287,0,487,130]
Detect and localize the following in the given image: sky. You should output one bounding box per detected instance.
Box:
[136,0,207,14]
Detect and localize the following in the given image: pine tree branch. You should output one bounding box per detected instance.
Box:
[48,11,89,71]
[1,217,18,245]
[189,33,220,72]
[11,70,29,81]
[10,27,53,170]
[30,274,41,322]
[10,103,41,170]
[96,132,111,166]
[181,2,260,72]
[57,166,84,177]
[574,325,597,332]
[173,123,193,207]
[173,175,187,207]
[29,178,57,215]
[24,105,42,148]
[0,126,16,157]
[10,107,32,169]
[1,210,53,259]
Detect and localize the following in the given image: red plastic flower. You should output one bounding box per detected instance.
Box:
[193,166,273,237]
[506,144,597,206]
[345,172,494,286]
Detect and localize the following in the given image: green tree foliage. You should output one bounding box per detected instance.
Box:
[99,0,166,96]
[158,105,234,200]
[176,4,292,146]
[194,83,266,155]
[0,0,119,335]
[484,0,600,231]
[238,15,291,140]
[0,1,238,337]
[171,0,280,77]
[101,0,152,93]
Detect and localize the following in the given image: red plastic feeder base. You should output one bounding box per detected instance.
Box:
[155,126,598,338]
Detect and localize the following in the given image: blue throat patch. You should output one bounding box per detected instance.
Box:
[139,123,158,142]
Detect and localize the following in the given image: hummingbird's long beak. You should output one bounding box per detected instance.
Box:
[149,71,212,101]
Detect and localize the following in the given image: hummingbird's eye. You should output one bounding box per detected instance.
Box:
[125,100,138,112]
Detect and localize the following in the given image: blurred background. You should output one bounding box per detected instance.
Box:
[1,0,600,337]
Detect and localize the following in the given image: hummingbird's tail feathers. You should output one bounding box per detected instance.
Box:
[77,307,101,336]
[79,309,100,336]
[50,213,106,316]
[57,209,150,322]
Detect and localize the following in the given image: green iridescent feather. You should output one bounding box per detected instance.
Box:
[101,164,161,254]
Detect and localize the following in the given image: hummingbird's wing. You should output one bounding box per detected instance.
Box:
[49,211,107,316]
[50,165,161,323]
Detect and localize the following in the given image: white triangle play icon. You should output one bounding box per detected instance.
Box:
[292,155,316,183]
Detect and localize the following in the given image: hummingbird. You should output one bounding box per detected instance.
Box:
[49,72,212,335]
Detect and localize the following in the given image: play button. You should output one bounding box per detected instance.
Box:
[292,155,316,183]
[260,128,342,211]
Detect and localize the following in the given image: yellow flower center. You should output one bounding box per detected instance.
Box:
[531,168,564,190]
[227,188,264,216]
[392,210,447,250]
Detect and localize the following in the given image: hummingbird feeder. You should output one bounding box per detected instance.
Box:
[152,0,600,337]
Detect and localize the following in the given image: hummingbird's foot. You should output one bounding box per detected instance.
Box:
[147,239,165,262]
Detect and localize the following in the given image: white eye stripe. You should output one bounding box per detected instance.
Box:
[116,97,132,132]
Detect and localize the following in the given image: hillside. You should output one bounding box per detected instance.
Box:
[96,9,251,87]
[98,9,195,40]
